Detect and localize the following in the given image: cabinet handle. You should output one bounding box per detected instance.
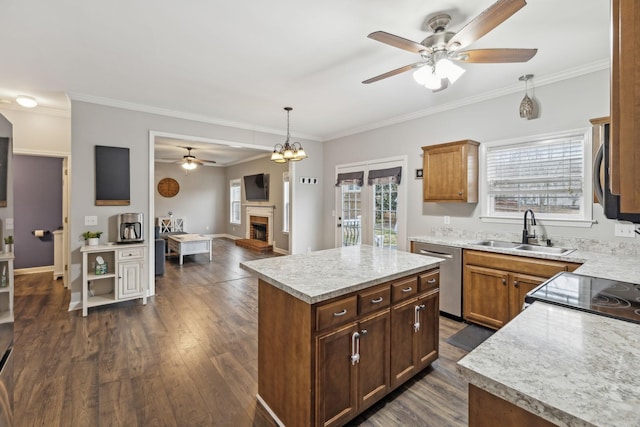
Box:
[333,309,347,317]
[413,304,425,332]
[514,281,519,288]
[360,329,368,336]
[458,191,463,196]
[350,332,360,365]
[402,287,413,293]
[370,297,384,304]
[427,278,437,284]
[502,278,507,285]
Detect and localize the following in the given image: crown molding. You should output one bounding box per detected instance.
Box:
[67,92,323,142]
[324,58,610,141]
[0,103,71,118]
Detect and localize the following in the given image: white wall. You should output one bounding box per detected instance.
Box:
[322,70,617,249]
[0,114,13,243]
[70,100,324,308]
[154,163,227,234]
[0,108,70,155]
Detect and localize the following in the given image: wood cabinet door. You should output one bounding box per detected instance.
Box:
[463,265,509,330]
[357,310,390,412]
[416,290,439,370]
[316,323,358,427]
[423,143,465,201]
[118,261,143,298]
[390,298,418,388]
[509,273,546,321]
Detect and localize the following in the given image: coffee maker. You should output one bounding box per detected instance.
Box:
[117,213,144,243]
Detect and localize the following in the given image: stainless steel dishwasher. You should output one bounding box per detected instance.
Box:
[412,242,462,319]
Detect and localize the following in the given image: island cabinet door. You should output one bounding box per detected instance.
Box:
[463,265,510,330]
[416,290,439,370]
[316,322,359,427]
[508,273,546,321]
[390,297,419,388]
[357,310,390,412]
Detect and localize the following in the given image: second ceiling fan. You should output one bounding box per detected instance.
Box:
[363,0,537,91]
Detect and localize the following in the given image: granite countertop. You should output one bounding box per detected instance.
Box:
[239,245,442,304]
[409,235,640,286]
[457,302,640,427]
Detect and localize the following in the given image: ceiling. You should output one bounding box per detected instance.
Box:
[0,0,609,151]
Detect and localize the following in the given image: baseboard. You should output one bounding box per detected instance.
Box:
[15,265,54,276]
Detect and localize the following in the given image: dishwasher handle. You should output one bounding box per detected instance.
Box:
[418,249,453,259]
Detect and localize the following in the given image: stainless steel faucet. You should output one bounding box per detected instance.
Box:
[522,209,537,244]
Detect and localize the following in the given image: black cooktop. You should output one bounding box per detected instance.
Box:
[525,272,640,324]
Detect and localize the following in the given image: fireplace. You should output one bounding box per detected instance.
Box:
[250,216,269,242]
[245,206,274,245]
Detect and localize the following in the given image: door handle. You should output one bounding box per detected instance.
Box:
[350,331,360,365]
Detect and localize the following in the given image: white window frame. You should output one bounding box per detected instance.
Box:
[283,172,290,233]
[230,178,241,224]
[479,128,594,228]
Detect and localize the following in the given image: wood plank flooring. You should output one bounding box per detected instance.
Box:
[13,238,470,426]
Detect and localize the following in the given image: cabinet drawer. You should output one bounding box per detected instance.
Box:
[419,270,439,292]
[391,276,418,303]
[316,296,358,332]
[118,247,144,260]
[464,250,578,277]
[358,285,390,315]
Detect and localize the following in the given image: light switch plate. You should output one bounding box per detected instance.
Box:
[614,222,635,238]
[85,215,98,226]
[5,218,13,230]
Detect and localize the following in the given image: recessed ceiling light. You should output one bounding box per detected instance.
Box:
[16,95,38,108]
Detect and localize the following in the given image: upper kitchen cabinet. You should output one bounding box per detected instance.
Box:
[610,0,640,212]
[422,140,479,203]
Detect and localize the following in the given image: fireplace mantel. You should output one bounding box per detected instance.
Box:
[245,206,274,245]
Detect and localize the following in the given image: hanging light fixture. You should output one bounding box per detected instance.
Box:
[182,158,197,170]
[412,52,466,91]
[518,74,537,119]
[271,107,307,164]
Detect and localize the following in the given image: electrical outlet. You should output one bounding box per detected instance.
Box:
[85,215,98,226]
[614,222,635,238]
[5,218,13,230]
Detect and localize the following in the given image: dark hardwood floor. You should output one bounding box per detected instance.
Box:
[13,238,470,426]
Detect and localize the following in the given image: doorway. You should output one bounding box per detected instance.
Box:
[335,157,407,250]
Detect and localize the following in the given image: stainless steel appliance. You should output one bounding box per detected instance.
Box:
[412,242,462,319]
[0,322,13,426]
[593,123,640,223]
[525,272,640,324]
[117,213,144,243]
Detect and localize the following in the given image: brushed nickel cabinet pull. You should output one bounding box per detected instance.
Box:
[333,309,347,317]
[402,287,413,293]
[370,297,384,304]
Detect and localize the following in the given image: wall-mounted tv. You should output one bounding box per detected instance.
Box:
[244,173,269,201]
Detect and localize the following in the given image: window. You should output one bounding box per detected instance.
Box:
[230,178,241,224]
[283,172,290,232]
[483,130,590,223]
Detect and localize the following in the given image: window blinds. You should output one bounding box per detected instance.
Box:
[367,166,402,185]
[486,136,584,214]
[335,171,364,187]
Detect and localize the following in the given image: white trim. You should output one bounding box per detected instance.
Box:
[0,104,71,118]
[15,265,54,275]
[13,148,70,157]
[479,128,593,226]
[326,60,609,141]
[70,93,322,142]
[148,131,156,297]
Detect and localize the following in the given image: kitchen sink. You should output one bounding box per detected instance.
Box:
[471,240,520,249]
[513,244,575,255]
[471,240,575,255]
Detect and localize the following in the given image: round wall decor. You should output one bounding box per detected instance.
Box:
[157,177,180,198]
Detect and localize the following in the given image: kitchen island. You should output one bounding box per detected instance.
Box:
[240,245,442,427]
[458,301,640,427]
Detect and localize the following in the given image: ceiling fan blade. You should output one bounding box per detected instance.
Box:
[368,31,426,54]
[362,63,423,84]
[456,48,537,63]
[446,0,527,50]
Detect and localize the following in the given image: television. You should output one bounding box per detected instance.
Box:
[243,173,269,201]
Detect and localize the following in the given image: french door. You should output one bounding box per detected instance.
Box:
[335,158,406,250]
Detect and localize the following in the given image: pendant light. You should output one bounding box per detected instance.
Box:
[271,107,307,163]
[519,74,537,119]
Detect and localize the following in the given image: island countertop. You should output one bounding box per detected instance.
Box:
[239,245,442,304]
[457,302,640,427]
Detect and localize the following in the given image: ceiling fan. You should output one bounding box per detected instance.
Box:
[163,146,217,170]
[363,0,537,91]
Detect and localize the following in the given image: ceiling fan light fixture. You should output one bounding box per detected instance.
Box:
[412,66,433,85]
[182,160,197,170]
[435,58,465,84]
[423,73,443,90]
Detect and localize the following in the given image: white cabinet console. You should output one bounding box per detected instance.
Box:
[81,243,147,317]
[0,253,14,323]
